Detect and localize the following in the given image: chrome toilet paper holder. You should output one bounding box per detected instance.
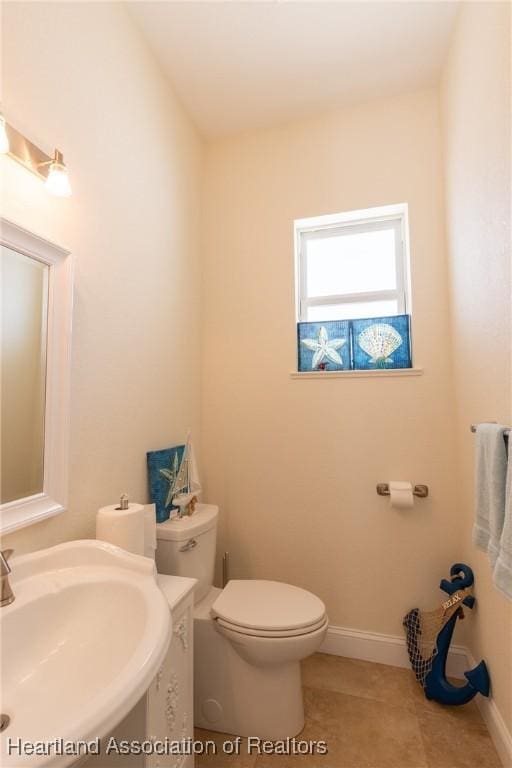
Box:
[376,483,429,498]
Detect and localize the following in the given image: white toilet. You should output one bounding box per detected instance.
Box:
[155,504,328,740]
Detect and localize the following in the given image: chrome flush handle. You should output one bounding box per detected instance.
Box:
[179,538,198,553]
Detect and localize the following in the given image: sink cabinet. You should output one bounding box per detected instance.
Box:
[82,576,195,768]
[146,590,194,768]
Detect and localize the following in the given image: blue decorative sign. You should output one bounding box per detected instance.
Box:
[297,321,350,371]
[147,445,185,523]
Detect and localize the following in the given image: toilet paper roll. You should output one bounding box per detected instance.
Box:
[389,481,414,509]
[96,501,145,556]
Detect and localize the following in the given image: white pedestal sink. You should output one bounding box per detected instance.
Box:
[0,540,171,768]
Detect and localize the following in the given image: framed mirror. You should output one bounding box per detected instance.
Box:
[1,218,73,534]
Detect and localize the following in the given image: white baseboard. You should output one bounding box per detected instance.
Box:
[466,650,512,768]
[319,624,468,679]
[320,624,512,767]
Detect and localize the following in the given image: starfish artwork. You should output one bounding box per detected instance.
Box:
[301,325,346,369]
[159,451,179,507]
[147,444,186,523]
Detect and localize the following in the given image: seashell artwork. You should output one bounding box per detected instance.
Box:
[353,315,412,370]
[297,315,412,372]
[358,323,402,367]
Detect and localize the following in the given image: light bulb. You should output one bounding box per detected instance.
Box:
[45,150,71,197]
[0,115,10,154]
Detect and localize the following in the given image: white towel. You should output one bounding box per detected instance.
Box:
[472,423,508,566]
[493,438,512,600]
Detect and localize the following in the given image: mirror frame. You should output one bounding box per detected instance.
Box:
[1,218,73,534]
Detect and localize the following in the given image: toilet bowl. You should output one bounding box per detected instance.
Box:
[155,504,328,739]
[215,617,329,665]
[212,579,328,665]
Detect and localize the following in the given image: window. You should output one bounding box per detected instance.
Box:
[295,204,411,323]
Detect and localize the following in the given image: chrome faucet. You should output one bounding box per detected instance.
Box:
[0,549,14,607]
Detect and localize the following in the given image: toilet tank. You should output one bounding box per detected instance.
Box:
[155,504,218,603]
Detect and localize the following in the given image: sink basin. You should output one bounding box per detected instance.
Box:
[0,540,171,768]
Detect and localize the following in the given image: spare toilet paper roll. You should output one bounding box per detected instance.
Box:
[96,501,145,556]
[389,481,414,509]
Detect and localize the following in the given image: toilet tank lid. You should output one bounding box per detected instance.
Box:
[156,504,218,541]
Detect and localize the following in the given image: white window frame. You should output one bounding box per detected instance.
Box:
[295,203,411,323]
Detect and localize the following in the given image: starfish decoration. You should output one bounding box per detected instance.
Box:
[301,326,346,369]
[159,451,179,507]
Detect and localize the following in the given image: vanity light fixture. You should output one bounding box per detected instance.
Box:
[43,150,72,198]
[1,117,72,197]
[0,114,10,154]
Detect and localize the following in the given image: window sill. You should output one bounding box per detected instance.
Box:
[290,368,423,380]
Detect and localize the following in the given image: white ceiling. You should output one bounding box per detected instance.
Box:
[128,1,459,138]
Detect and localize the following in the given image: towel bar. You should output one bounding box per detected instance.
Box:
[470,424,510,439]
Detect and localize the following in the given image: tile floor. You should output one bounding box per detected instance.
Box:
[195,653,502,768]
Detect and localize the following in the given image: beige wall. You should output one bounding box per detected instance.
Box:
[2,1,509,739]
[0,2,203,551]
[202,88,462,635]
[441,1,512,737]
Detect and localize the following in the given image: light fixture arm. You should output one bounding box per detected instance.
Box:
[38,149,65,169]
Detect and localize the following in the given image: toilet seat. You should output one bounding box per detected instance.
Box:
[212,579,327,636]
[215,615,328,638]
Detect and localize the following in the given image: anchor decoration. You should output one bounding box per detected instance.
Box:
[403,563,490,706]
